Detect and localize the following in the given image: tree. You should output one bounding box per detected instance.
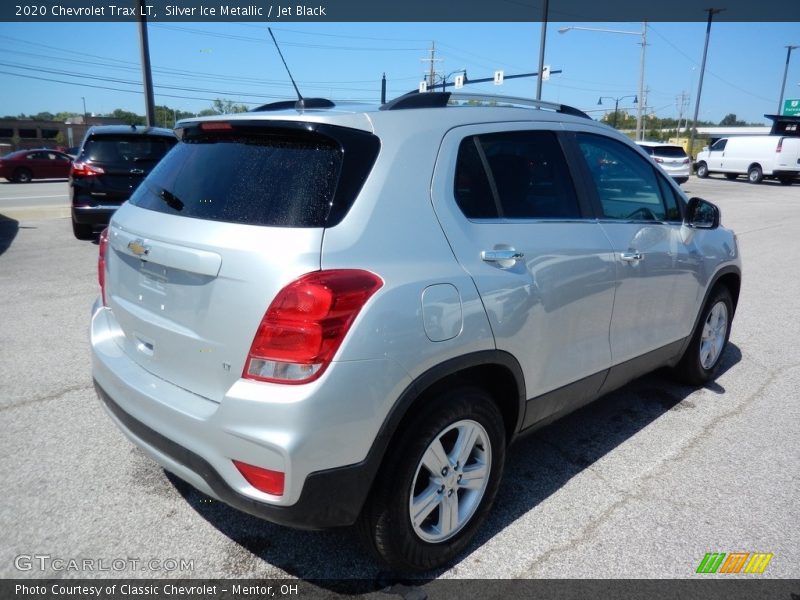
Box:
[34,111,55,121]
[719,113,745,127]
[211,98,249,114]
[109,109,145,126]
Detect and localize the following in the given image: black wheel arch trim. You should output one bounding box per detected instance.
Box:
[677,264,741,359]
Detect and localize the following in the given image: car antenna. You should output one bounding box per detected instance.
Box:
[268,28,306,109]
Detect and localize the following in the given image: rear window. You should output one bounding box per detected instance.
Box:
[129,124,379,228]
[650,146,688,159]
[81,135,176,164]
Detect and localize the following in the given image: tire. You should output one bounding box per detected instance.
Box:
[357,386,506,573]
[673,286,733,386]
[725,173,738,180]
[13,168,32,183]
[747,165,763,184]
[695,162,709,178]
[72,219,94,240]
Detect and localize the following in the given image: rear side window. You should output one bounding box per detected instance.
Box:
[129,124,379,228]
[82,135,176,164]
[454,130,580,220]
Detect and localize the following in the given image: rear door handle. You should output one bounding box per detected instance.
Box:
[620,251,644,262]
[481,250,524,263]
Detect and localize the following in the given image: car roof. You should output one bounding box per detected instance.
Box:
[85,125,176,138]
[177,92,599,136]
[5,148,68,156]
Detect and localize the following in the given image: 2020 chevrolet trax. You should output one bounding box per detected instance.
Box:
[91,92,741,572]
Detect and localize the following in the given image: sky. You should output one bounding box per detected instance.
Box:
[0,21,798,125]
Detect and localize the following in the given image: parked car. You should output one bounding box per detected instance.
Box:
[636,141,691,184]
[70,125,177,239]
[91,93,741,572]
[0,148,72,182]
[694,135,800,184]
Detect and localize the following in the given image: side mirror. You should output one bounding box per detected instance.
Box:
[685,197,720,229]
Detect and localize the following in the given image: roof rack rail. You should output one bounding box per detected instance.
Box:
[252,98,335,112]
[381,91,590,119]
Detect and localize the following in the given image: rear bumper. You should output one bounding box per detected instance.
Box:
[94,381,376,529]
[91,301,411,529]
[72,205,119,226]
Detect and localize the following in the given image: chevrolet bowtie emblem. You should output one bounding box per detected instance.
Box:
[128,239,150,257]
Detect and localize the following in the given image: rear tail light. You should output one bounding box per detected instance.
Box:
[233,460,284,496]
[654,157,664,163]
[682,158,691,164]
[776,138,784,153]
[71,161,105,177]
[98,227,109,306]
[244,270,383,384]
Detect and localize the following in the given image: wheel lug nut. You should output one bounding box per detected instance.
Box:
[441,466,448,476]
[447,489,454,497]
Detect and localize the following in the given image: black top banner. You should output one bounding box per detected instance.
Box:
[2,0,799,22]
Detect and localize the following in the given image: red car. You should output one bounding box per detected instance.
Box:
[0,149,73,183]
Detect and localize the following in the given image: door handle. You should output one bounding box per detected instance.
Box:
[620,251,644,262]
[481,250,524,263]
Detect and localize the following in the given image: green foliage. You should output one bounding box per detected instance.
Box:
[719,113,745,127]
[211,98,249,114]
[33,111,55,121]
[109,109,146,126]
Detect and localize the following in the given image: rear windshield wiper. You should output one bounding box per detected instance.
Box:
[159,188,184,211]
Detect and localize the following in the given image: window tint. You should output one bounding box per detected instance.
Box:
[577,133,670,221]
[454,130,580,220]
[710,139,727,151]
[130,130,344,228]
[82,135,176,164]
[651,146,688,159]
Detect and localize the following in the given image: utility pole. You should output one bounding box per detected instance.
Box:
[688,8,724,160]
[421,42,442,89]
[635,21,647,140]
[676,91,689,134]
[778,45,799,114]
[138,0,156,127]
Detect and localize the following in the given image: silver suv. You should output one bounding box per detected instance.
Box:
[91,92,741,572]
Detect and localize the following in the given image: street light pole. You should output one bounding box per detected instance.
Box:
[598,95,638,129]
[559,24,647,140]
[688,8,724,161]
[535,0,549,101]
[81,96,87,119]
[778,45,799,114]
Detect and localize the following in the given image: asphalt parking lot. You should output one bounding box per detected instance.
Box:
[0,177,798,585]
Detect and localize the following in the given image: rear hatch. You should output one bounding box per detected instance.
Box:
[651,145,690,171]
[75,133,176,202]
[104,118,379,402]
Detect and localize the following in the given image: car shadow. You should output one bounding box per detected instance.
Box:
[165,343,742,589]
[0,214,19,256]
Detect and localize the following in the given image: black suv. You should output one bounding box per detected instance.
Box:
[70,125,177,239]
